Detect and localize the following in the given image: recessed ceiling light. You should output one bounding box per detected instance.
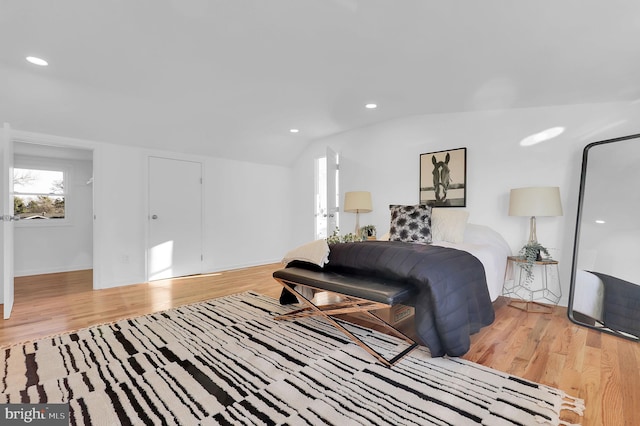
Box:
[595,219,606,224]
[289,129,299,133]
[365,103,377,109]
[26,56,48,66]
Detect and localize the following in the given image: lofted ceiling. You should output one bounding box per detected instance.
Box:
[1,0,639,166]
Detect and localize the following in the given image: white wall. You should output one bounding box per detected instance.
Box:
[4,101,639,298]
[14,153,93,276]
[290,101,640,305]
[93,142,294,289]
[92,142,147,288]
[4,130,293,290]
[203,157,293,272]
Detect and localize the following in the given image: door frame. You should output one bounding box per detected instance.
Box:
[326,146,339,238]
[7,129,100,290]
[2,123,15,318]
[313,147,340,241]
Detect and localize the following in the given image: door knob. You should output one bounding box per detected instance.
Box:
[151,214,158,220]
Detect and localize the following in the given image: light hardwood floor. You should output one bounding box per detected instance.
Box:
[1,265,637,426]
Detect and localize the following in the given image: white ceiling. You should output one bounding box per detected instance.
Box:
[1,0,639,166]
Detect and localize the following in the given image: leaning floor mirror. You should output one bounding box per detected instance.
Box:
[569,133,640,341]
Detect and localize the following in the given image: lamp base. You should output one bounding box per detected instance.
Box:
[528,216,538,245]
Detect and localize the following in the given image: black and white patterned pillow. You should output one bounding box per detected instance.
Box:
[389,204,433,244]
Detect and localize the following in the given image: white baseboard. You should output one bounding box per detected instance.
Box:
[203,258,281,275]
[15,259,281,288]
[93,275,147,290]
[15,264,93,277]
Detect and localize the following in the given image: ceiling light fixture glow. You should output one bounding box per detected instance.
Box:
[365,103,377,109]
[26,56,48,66]
[289,129,299,133]
[595,219,606,224]
[520,126,565,146]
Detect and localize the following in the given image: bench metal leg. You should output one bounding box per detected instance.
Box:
[273,278,419,367]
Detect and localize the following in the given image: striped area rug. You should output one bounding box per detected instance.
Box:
[0,292,583,425]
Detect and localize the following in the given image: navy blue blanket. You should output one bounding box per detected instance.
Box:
[325,241,495,357]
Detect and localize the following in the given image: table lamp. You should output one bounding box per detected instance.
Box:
[344,191,372,238]
[509,186,563,248]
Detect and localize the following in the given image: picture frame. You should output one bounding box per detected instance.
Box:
[420,147,466,207]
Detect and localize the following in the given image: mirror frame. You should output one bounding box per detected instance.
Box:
[568,133,640,341]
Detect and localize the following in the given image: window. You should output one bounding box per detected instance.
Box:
[13,168,66,220]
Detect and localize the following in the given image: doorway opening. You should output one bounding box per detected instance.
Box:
[13,142,94,282]
[314,148,340,240]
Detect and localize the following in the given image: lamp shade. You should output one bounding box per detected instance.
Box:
[508,187,563,217]
[344,191,372,213]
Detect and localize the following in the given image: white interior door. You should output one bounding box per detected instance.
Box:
[148,157,202,281]
[314,156,327,239]
[2,123,15,319]
[326,146,339,236]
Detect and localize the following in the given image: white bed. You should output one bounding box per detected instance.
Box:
[433,223,512,302]
[284,208,512,303]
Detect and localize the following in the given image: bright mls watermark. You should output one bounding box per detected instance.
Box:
[1,404,68,425]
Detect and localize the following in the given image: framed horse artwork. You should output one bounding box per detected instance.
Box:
[420,147,467,207]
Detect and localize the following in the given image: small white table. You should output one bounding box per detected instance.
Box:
[503,256,561,313]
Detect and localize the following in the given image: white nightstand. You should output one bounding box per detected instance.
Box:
[503,256,561,313]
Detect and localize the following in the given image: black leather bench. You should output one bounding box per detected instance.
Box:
[272,266,419,366]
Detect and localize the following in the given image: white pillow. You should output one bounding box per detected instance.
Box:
[431,208,469,243]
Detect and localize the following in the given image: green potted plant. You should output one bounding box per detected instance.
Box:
[326,227,359,244]
[518,241,551,283]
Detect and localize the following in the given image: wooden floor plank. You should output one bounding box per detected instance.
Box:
[1,265,638,425]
